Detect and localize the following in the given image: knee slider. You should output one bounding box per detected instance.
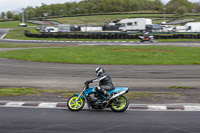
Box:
[96,86,101,91]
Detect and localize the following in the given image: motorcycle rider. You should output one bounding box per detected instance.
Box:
[139,31,155,42]
[85,67,114,100]
[144,32,150,40]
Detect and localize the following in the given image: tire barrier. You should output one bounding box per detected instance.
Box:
[24,30,200,39]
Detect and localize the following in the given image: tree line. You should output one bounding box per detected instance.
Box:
[1,0,200,20]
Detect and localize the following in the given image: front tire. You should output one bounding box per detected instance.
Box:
[67,96,85,111]
[110,96,129,112]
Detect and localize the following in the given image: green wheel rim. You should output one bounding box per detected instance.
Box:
[68,96,84,110]
[111,96,127,110]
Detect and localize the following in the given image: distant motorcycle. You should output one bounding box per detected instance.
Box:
[67,83,129,112]
[139,32,155,43]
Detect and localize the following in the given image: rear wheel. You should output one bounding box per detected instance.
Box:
[110,96,129,112]
[67,96,85,111]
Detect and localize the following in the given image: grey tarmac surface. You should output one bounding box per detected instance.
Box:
[0,29,10,39]
[0,58,200,90]
[0,107,200,133]
[1,101,200,111]
[0,57,200,103]
[2,38,200,47]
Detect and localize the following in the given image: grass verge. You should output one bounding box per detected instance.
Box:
[0,87,39,96]
[0,87,197,101]
[0,21,36,28]
[124,92,181,100]
[168,86,196,89]
[0,43,77,48]
[0,87,78,97]
[0,87,190,100]
[0,46,200,65]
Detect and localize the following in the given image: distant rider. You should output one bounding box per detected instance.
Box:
[85,67,114,100]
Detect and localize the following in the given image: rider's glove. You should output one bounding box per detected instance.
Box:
[85,80,93,85]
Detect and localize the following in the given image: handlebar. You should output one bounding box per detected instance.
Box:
[84,83,89,89]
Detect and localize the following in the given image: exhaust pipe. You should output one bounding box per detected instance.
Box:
[110,90,127,100]
[104,90,129,108]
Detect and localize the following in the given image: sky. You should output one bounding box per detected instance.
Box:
[0,0,200,13]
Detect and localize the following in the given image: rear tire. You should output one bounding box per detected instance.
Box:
[110,96,129,112]
[67,96,85,111]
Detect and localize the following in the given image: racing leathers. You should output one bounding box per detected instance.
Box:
[85,72,114,99]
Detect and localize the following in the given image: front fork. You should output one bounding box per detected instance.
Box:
[75,87,86,103]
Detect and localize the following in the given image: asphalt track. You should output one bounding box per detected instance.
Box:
[0,28,10,39]
[0,58,200,89]
[0,107,200,133]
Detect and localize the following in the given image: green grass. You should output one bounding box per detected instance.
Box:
[0,43,51,48]
[0,87,77,97]
[0,87,185,100]
[5,27,40,40]
[124,92,153,99]
[168,86,196,89]
[0,43,78,48]
[0,87,39,96]
[0,21,36,28]
[124,91,182,99]
[0,46,200,65]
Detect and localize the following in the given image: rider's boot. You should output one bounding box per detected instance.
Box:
[103,90,111,101]
[96,86,111,101]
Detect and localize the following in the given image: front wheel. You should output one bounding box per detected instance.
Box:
[110,96,129,112]
[67,96,85,111]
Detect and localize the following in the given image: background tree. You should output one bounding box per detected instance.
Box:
[177,6,188,15]
[25,7,36,19]
[13,14,20,20]
[6,11,14,19]
[19,0,165,19]
[1,12,6,19]
[193,2,200,13]
[166,0,193,13]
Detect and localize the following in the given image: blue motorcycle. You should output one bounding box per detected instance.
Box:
[67,83,129,112]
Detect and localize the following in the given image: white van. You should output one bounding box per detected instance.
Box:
[185,22,200,32]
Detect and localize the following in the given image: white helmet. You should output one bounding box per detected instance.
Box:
[95,67,105,76]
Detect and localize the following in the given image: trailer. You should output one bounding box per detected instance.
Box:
[58,24,71,32]
[118,18,152,32]
[175,26,186,32]
[80,26,102,32]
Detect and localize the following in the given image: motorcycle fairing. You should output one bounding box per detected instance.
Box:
[83,86,129,97]
[108,87,129,95]
[83,86,97,97]
[74,94,84,99]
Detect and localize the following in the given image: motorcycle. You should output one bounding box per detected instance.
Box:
[67,83,129,112]
[138,32,155,43]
